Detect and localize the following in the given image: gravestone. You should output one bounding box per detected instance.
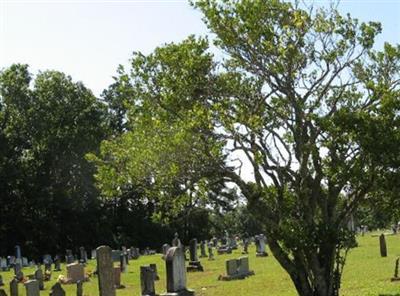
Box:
[172,233,182,248]
[130,247,140,260]
[380,233,387,257]
[121,246,129,266]
[96,246,116,296]
[66,263,84,283]
[34,267,44,290]
[43,254,53,265]
[218,257,255,281]
[10,278,18,296]
[242,238,249,254]
[79,247,87,264]
[65,250,74,264]
[77,280,83,296]
[207,242,215,261]
[150,263,160,281]
[22,257,29,267]
[187,239,203,272]
[256,234,268,257]
[54,256,61,271]
[391,257,400,281]
[113,267,121,288]
[199,241,207,258]
[119,254,126,273]
[0,258,7,271]
[161,247,194,296]
[91,249,97,260]
[162,244,171,259]
[212,237,218,247]
[24,280,40,296]
[141,266,156,296]
[50,282,65,296]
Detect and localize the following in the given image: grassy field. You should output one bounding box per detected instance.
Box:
[1,233,400,295]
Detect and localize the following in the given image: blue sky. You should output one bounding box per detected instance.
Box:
[1,0,399,96]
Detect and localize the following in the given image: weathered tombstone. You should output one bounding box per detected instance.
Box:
[149,263,160,281]
[54,256,61,272]
[91,249,97,260]
[161,247,194,296]
[199,241,207,258]
[242,238,249,254]
[22,257,29,267]
[0,258,7,271]
[121,246,129,266]
[380,233,387,257]
[187,239,203,272]
[113,267,121,288]
[141,266,156,296]
[66,263,84,283]
[256,234,268,257]
[34,267,44,290]
[24,280,40,296]
[65,250,74,264]
[50,282,65,296]
[76,280,83,296]
[96,246,116,296]
[162,244,170,259]
[172,233,182,248]
[10,278,18,296]
[391,257,400,281]
[208,242,215,261]
[132,247,140,259]
[119,254,126,273]
[218,257,254,281]
[43,254,53,265]
[79,247,87,264]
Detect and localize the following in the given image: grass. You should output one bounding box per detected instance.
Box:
[1,233,400,295]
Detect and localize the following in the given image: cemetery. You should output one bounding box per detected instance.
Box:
[1,0,400,295]
[0,234,399,295]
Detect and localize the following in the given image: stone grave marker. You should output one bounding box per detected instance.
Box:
[65,250,74,264]
[391,257,400,281]
[0,258,7,271]
[113,267,121,288]
[256,234,268,257]
[34,267,44,290]
[50,282,65,296]
[22,257,29,267]
[141,266,156,296]
[150,263,160,281]
[119,254,126,273]
[161,246,194,296]
[172,233,182,248]
[77,280,83,296]
[66,263,84,283]
[187,239,203,272]
[208,241,215,261]
[24,280,40,296]
[96,246,116,296]
[54,256,61,271]
[10,278,18,296]
[200,241,207,258]
[218,257,254,281]
[91,249,97,260]
[380,233,387,257]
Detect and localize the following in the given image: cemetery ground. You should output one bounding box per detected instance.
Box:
[2,233,400,295]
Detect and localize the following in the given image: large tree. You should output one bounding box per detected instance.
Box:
[91,1,399,295]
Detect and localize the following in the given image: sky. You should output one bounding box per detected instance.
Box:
[1,0,400,97]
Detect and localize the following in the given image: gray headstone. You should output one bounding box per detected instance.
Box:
[96,246,116,296]
[24,280,40,296]
[66,263,84,283]
[165,247,187,293]
[226,259,238,276]
[380,234,387,257]
[237,257,249,275]
[140,266,156,296]
[189,239,198,262]
[77,280,83,296]
[34,268,44,290]
[10,278,18,296]
[50,282,65,296]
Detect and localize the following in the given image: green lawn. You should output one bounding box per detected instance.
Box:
[1,233,400,295]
